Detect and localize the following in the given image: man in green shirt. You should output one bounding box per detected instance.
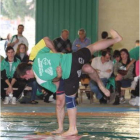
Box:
[129,40,139,61]
[16,29,122,136]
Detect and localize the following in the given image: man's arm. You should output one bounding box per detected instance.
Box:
[29,37,57,61]
[52,66,62,82]
[43,37,57,53]
[5,78,17,94]
[7,35,19,47]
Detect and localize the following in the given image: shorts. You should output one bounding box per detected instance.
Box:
[56,79,65,95]
[64,48,91,96]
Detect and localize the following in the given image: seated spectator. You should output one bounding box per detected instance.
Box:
[15,43,29,62]
[129,59,139,106]
[15,43,39,104]
[113,49,134,105]
[72,28,91,52]
[53,29,72,53]
[113,50,121,64]
[1,47,26,104]
[90,50,113,104]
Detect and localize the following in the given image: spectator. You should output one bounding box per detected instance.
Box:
[113,49,134,105]
[1,47,25,104]
[94,31,110,57]
[90,50,113,104]
[101,31,108,39]
[53,29,72,53]
[113,50,121,64]
[135,59,139,76]
[72,28,91,52]
[7,24,29,52]
[0,55,4,62]
[129,59,139,106]
[15,43,39,104]
[129,40,140,61]
[15,43,29,62]
[4,33,12,51]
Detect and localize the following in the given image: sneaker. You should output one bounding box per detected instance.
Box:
[99,97,107,104]
[11,97,17,104]
[3,97,10,104]
[120,97,126,104]
[129,97,140,106]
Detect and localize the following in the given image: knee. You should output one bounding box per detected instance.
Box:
[56,99,65,109]
[90,82,98,91]
[82,64,94,74]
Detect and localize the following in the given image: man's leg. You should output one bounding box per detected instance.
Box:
[90,80,103,100]
[86,29,122,54]
[51,93,65,134]
[61,94,78,136]
[82,64,110,97]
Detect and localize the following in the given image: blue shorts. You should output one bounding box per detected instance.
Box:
[56,79,65,95]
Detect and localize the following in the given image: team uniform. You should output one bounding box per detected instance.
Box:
[30,39,91,109]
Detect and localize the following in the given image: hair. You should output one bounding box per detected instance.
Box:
[18,24,24,28]
[61,29,69,33]
[101,31,108,39]
[6,46,14,53]
[120,48,131,64]
[16,43,28,55]
[135,40,139,43]
[101,50,110,57]
[78,28,86,35]
[16,63,32,78]
[113,50,120,58]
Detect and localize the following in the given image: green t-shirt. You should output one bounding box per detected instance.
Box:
[33,50,72,93]
[129,46,140,60]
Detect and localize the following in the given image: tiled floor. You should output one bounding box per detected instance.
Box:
[1,94,139,140]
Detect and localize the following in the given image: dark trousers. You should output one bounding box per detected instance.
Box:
[1,78,26,100]
[116,79,132,96]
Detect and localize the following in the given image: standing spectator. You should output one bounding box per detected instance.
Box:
[7,24,29,52]
[101,31,108,39]
[94,31,109,57]
[1,47,25,104]
[129,40,140,61]
[53,29,72,53]
[113,49,134,105]
[72,28,91,52]
[90,50,113,104]
[4,33,12,51]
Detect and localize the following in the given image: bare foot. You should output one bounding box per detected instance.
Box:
[61,130,78,137]
[99,85,110,97]
[110,29,122,42]
[51,129,63,134]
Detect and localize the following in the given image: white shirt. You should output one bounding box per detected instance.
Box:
[9,35,29,52]
[91,57,113,79]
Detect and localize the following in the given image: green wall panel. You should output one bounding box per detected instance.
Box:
[36,0,98,43]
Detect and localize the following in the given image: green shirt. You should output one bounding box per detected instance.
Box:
[129,46,140,60]
[1,57,21,79]
[33,49,72,93]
